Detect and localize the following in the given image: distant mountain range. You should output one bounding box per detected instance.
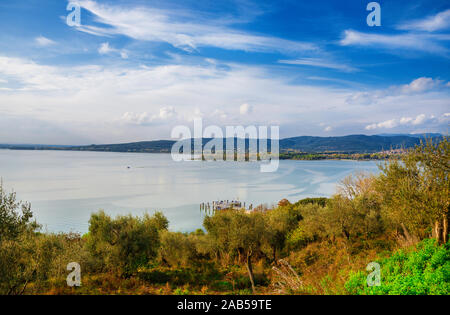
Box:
[0,134,443,154]
[279,134,439,153]
[375,133,443,138]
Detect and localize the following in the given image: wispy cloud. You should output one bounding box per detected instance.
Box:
[35,36,56,47]
[340,30,449,55]
[278,58,358,72]
[398,9,450,32]
[347,77,448,105]
[74,0,317,54]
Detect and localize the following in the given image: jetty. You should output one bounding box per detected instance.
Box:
[200,200,253,212]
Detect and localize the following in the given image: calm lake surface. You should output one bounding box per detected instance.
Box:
[0,150,380,233]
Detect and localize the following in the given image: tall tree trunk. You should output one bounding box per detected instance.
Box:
[246,253,256,294]
[434,220,442,244]
[443,214,448,244]
[401,223,413,245]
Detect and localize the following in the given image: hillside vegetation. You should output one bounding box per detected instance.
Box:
[0,138,448,295]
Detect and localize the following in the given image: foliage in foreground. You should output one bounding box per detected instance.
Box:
[345,239,449,295]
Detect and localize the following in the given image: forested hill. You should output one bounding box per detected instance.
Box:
[279,135,429,152]
[0,134,442,154]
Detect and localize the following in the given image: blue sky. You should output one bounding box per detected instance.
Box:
[0,0,449,144]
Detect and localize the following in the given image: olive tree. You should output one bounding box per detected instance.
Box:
[377,138,449,243]
[85,211,164,275]
[0,182,39,294]
[204,210,266,293]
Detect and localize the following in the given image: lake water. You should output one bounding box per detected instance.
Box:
[0,150,380,233]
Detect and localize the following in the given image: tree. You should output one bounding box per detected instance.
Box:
[160,231,199,267]
[0,182,38,242]
[377,137,449,243]
[412,137,449,243]
[85,211,164,275]
[287,174,384,250]
[151,211,169,231]
[332,173,384,240]
[204,210,267,293]
[0,182,50,295]
[264,204,302,260]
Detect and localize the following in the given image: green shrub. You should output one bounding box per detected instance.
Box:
[345,239,450,295]
[85,211,164,275]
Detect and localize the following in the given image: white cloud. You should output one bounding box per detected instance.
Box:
[0,55,448,143]
[239,103,253,115]
[75,0,317,54]
[399,114,427,126]
[365,119,398,130]
[120,107,177,125]
[399,117,413,125]
[398,10,450,32]
[98,42,113,54]
[346,91,379,106]
[98,42,128,59]
[120,112,152,125]
[380,119,398,129]
[324,126,332,132]
[347,77,446,105]
[411,114,426,125]
[365,113,448,131]
[278,58,357,72]
[35,36,56,47]
[401,77,441,94]
[339,30,449,55]
[159,106,176,120]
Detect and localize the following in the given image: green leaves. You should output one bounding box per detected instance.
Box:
[86,210,166,275]
[345,239,450,295]
[0,183,38,242]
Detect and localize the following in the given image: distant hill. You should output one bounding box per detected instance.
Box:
[279,135,435,153]
[376,133,442,138]
[1,134,442,154]
[71,140,176,153]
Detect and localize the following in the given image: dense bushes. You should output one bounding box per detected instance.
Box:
[159,231,211,268]
[85,211,166,275]
[0,184,89,294]
[345,239,449,295]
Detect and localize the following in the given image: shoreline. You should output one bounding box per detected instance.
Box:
[0,147,395,161]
